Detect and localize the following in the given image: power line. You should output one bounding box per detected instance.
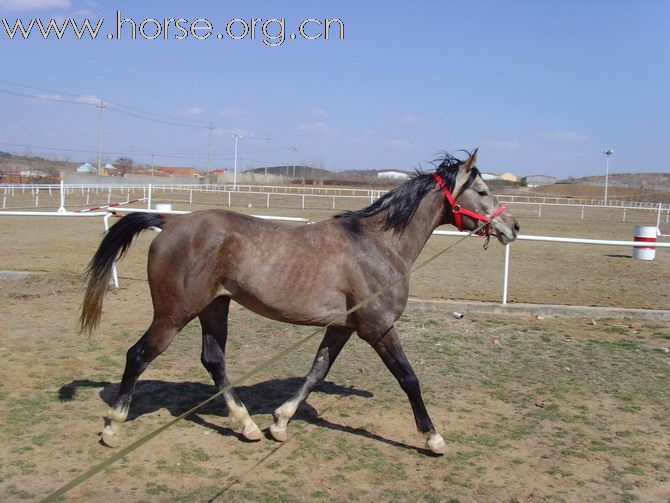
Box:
[106,107,209,129]
[0,78,85,99]
[0,79,299,166]
[0,84,278,134]
[0,85,213,129]
[0,79,214,129]
[0,80,303,143]
[0,141,291,159]
[0,141,299,166]
[0,88,95,106]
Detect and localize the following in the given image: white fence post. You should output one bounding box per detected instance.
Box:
[104,213,119,289]
[502,244,510,305]
[57,180,66,213]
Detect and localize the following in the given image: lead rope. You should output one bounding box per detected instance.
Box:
[40,218,491,503]
[482,223,493,250]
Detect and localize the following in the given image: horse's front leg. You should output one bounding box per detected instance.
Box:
[269,327,352,442]
[366,325,447,455]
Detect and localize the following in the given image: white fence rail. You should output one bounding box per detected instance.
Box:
[1,206,668,307]
[499,193,670,210]
[2,182,668,215]
[2,183,669,309]
[433,230,670,304]
[0,182,383,212]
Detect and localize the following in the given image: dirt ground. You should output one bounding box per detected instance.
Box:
[0,189,669,502]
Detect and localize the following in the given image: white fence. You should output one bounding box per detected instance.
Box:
[501,199,669,227]
[434,230,670,304]
[499,193,670,210]
[1,203,668,307]
[3,183,669,220]
[0,182,384,212]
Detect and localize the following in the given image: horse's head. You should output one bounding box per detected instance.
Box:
[434,149,519,244]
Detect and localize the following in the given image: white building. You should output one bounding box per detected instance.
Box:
[378,171,410,180]
[77,163,97,174]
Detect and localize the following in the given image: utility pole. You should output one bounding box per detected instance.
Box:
[233,133,241,190]
[96,98,106,173]
[206,122,214,177]
[292,146,297,178]
[263,135,271,182]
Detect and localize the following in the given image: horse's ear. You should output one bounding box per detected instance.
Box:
[463,148,479,172]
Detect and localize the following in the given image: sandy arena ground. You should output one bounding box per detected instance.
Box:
[0,187,669,501]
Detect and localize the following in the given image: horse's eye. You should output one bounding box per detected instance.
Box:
[478,191,489,197]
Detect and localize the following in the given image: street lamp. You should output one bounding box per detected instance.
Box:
[601,149,613,205]
[233,133,242,190]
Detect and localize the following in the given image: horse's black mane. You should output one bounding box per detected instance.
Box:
[335,153,479,232]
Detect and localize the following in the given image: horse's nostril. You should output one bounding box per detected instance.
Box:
[513,223,520,236]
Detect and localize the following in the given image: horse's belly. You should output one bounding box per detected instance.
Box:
[228,287,350,328]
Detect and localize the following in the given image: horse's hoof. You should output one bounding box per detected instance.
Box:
[269,424,288,442]
[427,434,447,455]
[100,425,121,448]
[242,423,262,442]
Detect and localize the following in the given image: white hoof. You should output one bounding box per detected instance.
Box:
[242,423,262,442]
[100,423,121,448]
[427,433,447,455]
[269,423,288,442]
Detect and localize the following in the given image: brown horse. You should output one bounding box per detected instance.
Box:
[81,150,519,454]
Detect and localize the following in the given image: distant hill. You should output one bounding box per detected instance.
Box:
[245,165,330,179]
[527,173,670,204]
[0,152,78,182]
[245,165,415,187]
[561,173,670,191]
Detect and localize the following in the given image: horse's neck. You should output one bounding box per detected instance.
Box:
[380,190,446,266]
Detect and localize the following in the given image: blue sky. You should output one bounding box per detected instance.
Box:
[1,0,668,178]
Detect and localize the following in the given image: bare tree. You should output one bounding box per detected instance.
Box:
[114,157,134,176]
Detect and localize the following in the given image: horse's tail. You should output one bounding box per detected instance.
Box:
[80,212,166,335]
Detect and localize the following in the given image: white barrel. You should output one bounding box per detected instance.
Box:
[155,203,172,212]
[632,225,658,260]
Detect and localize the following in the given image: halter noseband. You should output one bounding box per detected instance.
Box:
[432,172,506,236]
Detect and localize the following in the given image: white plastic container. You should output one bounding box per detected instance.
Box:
[632,225,658,260]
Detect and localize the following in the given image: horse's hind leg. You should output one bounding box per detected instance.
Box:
[102,320,182,446]
[366,325,446,455]
[270,326,352,442]
[199,296,262,441]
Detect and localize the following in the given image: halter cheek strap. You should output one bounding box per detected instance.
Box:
[432,172,506,235]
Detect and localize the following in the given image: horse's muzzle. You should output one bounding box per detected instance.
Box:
[493,217,520,245]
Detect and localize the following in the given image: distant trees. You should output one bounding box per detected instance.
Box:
[114,157,135,175]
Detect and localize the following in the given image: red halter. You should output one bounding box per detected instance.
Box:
[432,172,507,236]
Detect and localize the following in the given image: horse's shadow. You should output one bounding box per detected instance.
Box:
[58,378,432,454]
